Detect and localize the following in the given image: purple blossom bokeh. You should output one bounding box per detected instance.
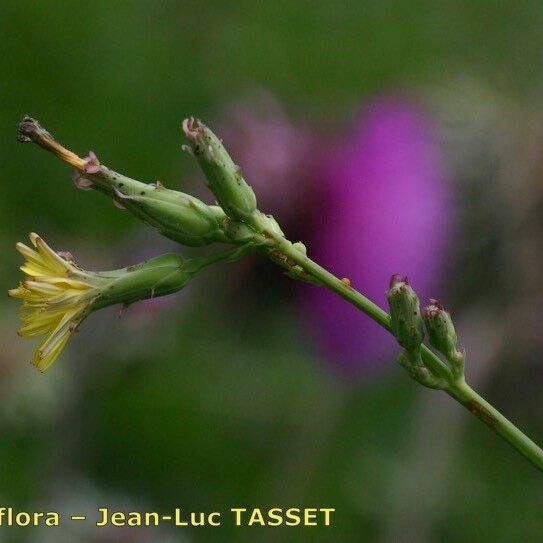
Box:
[219,93,315,225]
[222,94,453,375]
[302,97,453,374]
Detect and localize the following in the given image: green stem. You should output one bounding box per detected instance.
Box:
[263,229,452,382]
[263,228,543,472]
[448,381,543,471]
[18,115,543,471]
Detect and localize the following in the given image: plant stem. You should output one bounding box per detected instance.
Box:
[263,228,543,472]
[261,227,452,382]
[447,381,543,471]
[17,115,543,472]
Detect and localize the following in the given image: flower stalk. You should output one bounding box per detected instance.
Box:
[179,119,543,471]
[13,115,543,473]
[253,228,543,471]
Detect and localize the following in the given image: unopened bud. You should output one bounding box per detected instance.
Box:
[423,299,463,365]
[261,213,284,237]
[398,351,447,390]
[387,275,424,351]
[292,241,307,254]
[110,179,229,247]
[222,220,255,244]
[182,117,257,222]
[95,253,201,309]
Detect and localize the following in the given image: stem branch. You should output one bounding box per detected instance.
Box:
[262,228,453,382]
[447,381,543,471]
[262,227,543,472]
[17,115,543,472]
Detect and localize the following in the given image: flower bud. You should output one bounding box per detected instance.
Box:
[387,275,424,351]
[292,241,307,254]
[222,220,255,244]
[108,178,229,247]
[93,253,202,309]
[423,299,463,365]
[397,351,447,390]
[66,150,229,247]
[182,117,257,222]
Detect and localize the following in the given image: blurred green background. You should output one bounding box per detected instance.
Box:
[2,1,543,542]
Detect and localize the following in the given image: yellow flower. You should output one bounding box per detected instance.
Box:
[9,233,99,372]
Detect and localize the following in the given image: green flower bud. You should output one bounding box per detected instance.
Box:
[423,299,464,367]
[93,253,199,309]
[397,351,447,390]
[292,241,307,255]
[222,220,255,244]
[387,274,424,351]
[67,149,229,247]
[264,214,284,237]
[106,175,229,247]
[182,117,257,222]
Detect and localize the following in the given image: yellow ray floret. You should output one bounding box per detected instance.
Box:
[8,233,99,372]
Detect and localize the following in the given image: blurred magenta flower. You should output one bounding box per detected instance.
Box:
[219,92,314,225]
[220,93,453,375]
[302,97,453,374]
